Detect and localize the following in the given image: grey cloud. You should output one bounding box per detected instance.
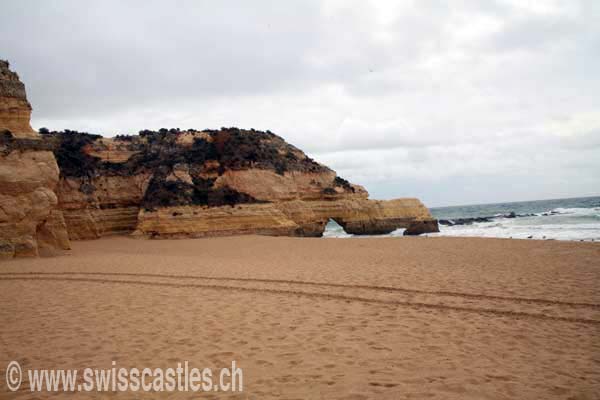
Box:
[2,1,326,118]
[1,0,598,205]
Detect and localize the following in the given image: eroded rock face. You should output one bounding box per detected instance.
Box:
[0,60,37,138]
[57,174,151,239]
[45,127,438,239]
[133,197,437,239]
[0,60,437,245]
[0,60,70,258]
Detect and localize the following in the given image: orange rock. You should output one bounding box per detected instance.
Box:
[0,60,70,258]
[0,61,438,249]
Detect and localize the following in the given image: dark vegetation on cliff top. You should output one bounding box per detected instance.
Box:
[43,129,105,177]
[1,129,54,153]
[144,174,264,210]
[44,127,327,177]
[39,127,351,209]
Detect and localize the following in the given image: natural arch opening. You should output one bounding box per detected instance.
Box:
[322,218,351,238]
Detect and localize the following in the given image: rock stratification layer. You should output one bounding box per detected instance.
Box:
[0,60,37,138]
[0,60,70,258]
[45,127,439,239]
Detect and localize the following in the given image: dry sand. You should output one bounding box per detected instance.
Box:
[1,236,599,399]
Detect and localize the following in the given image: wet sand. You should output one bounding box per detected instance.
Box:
[1,236,599,399]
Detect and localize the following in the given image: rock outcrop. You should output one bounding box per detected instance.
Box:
[0,60,70,258]
[134,197,436,238]
[0,61,37,138]
[44,127,439,239]
[0,60,438,253]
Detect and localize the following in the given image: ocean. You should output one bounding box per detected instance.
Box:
[323,196,600,241]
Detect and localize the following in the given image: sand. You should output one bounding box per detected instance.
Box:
[1,236,599,399]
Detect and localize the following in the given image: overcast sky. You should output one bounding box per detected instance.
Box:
[1,0,599,206]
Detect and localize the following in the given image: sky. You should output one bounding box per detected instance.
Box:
[1,0,599,207]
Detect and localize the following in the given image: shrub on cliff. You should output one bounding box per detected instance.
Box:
[334,176,355,192]
[143,174,261,210]
[50,130,102,178]
[48,127,338,206]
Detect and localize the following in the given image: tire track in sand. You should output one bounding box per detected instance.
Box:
[1,272,599,325]
[1,271,597,308]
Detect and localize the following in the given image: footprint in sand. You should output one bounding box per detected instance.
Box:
[256,359,275,367]
[338,395,368,400]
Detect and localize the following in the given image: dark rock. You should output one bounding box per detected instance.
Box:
[438,216,492,226]
[404,220,440,235]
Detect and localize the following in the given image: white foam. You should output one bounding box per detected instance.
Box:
[322,222,406,239]
[322,220,353,238]
[322,206,600,241]
[430,218,600,241]
[551,207,600,216]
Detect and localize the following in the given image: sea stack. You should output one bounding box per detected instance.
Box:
[0,60,70,258]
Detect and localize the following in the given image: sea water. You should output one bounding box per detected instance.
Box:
[323,196,600,241]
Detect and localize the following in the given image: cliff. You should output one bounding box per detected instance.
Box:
[0,60,438,256]
[45,127,439,239]
[0,60,70,258]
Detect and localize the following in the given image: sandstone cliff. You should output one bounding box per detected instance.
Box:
[44,127,439,239]
[0,60,70,258]
[0,60,438,253]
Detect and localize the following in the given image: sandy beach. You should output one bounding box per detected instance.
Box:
[1,236,599,399]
